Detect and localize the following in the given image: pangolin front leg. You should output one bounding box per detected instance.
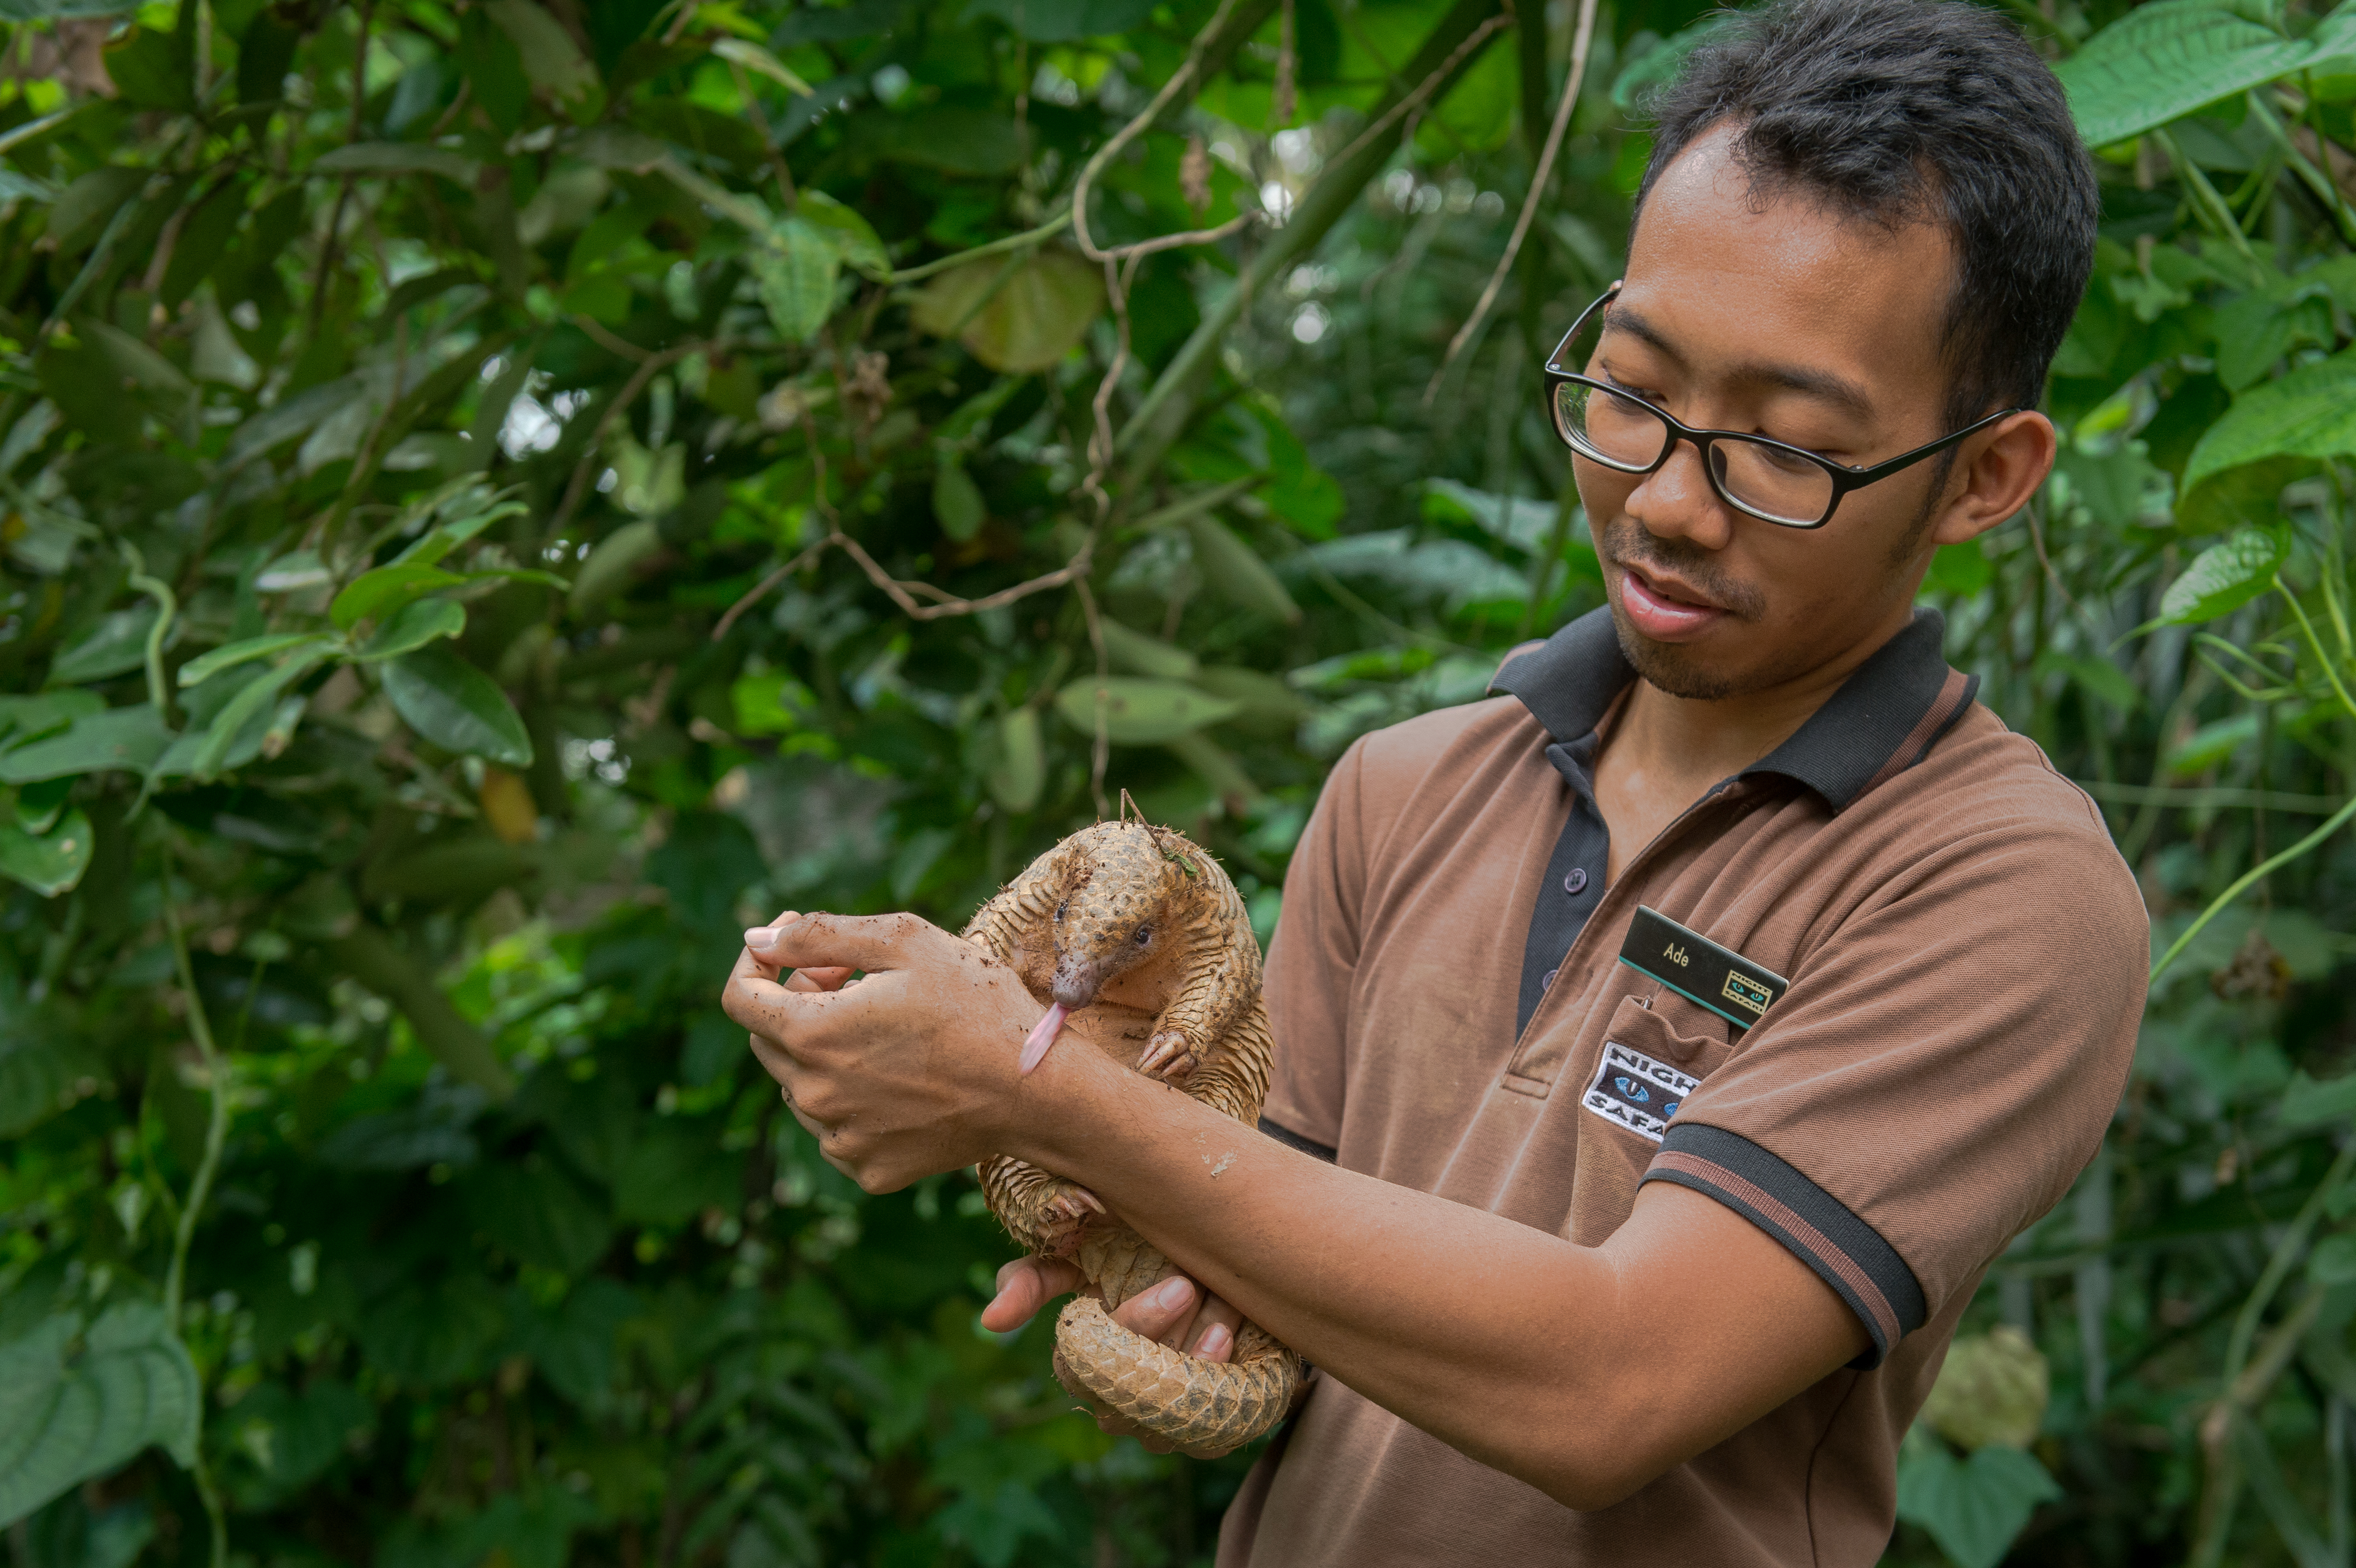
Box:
[1137,927,1257,1082]
[964,863,1105,1248]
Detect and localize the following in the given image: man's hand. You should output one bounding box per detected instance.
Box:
[984,1257,1248,1459]
[725,908,1054,1191]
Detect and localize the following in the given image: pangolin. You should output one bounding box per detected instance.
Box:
[962,815,1302,1452]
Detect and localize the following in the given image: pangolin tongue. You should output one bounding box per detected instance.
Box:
[1019,1002,1070,1074]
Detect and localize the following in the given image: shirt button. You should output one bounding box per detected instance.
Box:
[1541,968,1559,992]
[1563,867,1589,896]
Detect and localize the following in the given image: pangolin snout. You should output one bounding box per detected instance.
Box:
[1050,956,1102,1010]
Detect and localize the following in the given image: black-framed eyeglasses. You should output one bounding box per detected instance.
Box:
[1542,286,2024,530]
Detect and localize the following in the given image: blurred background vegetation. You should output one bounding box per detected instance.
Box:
[6,0,2356,1564]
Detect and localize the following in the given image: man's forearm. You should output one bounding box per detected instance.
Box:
[1004,1046,1858,1507]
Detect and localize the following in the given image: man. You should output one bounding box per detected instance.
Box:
[722,1,2150,1560]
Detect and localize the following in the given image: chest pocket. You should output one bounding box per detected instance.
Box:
[1578,993,1728,1144]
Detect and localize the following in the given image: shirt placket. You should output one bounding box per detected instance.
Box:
[1504,776,1754,1088]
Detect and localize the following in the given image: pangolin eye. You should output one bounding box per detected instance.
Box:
[1133,925,1152,946]
[1055,901,1067,921]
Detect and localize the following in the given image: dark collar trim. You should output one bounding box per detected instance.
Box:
[1489,605,1971,813]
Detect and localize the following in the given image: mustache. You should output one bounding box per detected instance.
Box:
[1600,520,1765,621]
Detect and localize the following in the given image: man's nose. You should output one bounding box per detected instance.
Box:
[1623,437,1735,551]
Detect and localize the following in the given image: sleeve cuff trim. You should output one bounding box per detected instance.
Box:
[1643,1124,1926,1369]
[1258,1116,1337,1164]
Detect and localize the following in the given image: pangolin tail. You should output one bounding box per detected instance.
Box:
[1051,1295,1301,1451]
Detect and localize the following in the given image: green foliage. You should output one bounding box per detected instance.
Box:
[4,0,2356,1565]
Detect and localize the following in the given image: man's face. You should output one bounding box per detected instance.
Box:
[1575,125,1963,701]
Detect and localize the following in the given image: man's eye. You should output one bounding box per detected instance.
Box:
[1133,926,1152,946]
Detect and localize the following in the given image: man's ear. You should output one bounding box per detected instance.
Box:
[1928,411,2056,548]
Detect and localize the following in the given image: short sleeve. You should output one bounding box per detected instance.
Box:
[1261,738,1375,1151]
[1639,803,2148,1367]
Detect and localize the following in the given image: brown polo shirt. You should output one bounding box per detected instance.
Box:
[1218,607,2147,1567]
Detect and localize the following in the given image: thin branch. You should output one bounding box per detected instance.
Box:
[1071,0,1246,263]
[549,339,709,539]
[712,537,829,641]
[572,313,654,364]
[1425,0,1598,403]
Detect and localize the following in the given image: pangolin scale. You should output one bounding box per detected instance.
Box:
[963,817,1301,1453]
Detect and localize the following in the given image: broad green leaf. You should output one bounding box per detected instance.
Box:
[569,520,663,614]
[0,691,102,748]
[2054,1,2312,150]
[77,319,191,400]
[2282,1068,2356,1128]
[49,604,162,684]
[747,219,841,344]
[1098,620,1199,681]
[1611,16,1737,112]
[2182,349,2356,495]
[190,650,327,781]
[0,706,174,783]
[1895,1436,2062,1568]
[253,549,333,591]
[310,142,483,185]
[2156,528,2286,624]
[329,563,466,631]
[461,1154,612,1276]
[486,0,600,112]
[381,646,533,766]
[2032,650,2142,714]
[354,598,465,661]
[911,251,1105,374]
[2312,1234,2356,1286]
[1186,515,1302,623]
[0,807,91,897]
[2165,710,2260,775]
[932,457,985,541]
[1054,678,1243,745]
[177,632,334,686]
[0,1307,200,1527]
[986,707,1046,812]
[796,190,887,278]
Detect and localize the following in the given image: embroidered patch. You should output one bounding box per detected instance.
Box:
[1582,1041,1700,1144]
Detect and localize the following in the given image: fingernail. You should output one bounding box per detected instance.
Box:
[744,927,776,947]
[1150,1277,1193,1313]
[1193,1323,1232,1358]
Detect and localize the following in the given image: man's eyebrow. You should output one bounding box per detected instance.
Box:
[1602,303,1878,421]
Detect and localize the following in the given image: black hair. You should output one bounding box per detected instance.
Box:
[1635,0,2098,431]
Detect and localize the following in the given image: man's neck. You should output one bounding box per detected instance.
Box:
[1592,608,1913,880]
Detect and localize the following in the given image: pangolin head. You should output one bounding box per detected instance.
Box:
[1048,821,1197,1008]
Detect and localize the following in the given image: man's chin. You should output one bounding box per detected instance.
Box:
[1609,602,1741,701]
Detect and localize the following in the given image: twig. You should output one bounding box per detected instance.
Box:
[548,339,708,538]
[158,848,234,1568]
[1070,0,1247,264]
[2150,792,2356,983]
[886,210,1075,284]
[727,57,798,208]
[712,537,829,641]
[1322,13,1510,176]
[2023,498,2088,622]
[572,313,654,364]
[1424,0,1598,404]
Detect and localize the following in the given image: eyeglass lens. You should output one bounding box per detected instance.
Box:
[1551,380,1834,527]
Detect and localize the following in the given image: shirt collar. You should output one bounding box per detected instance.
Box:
[1489,605,1979,813]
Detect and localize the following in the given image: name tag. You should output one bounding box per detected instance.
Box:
[1616,907,1789,1030]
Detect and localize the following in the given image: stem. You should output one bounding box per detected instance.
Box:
[120,542,180,720]
[1425,0,1599,402]
[2280,575,2356,721]
[160,857,230,1329]
[2148,791,2356,984]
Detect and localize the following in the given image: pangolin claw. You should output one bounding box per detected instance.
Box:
[1137,1030,1196,1081]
